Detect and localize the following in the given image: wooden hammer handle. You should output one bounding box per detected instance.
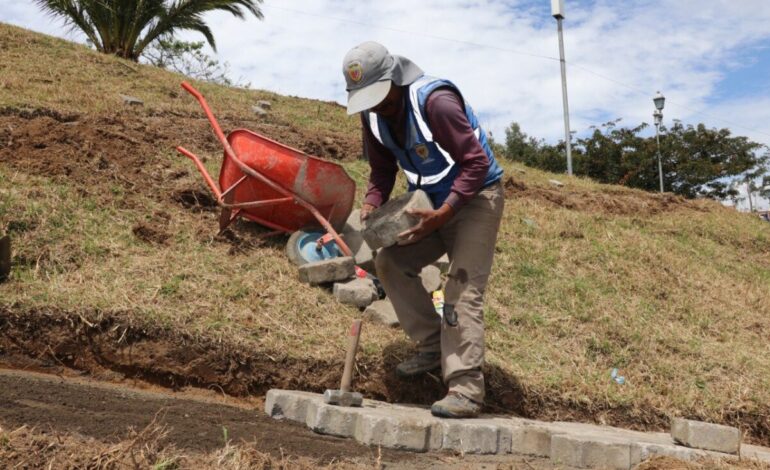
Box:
[340,319,362,392]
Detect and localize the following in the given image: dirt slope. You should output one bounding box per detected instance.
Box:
[1,21,769,454]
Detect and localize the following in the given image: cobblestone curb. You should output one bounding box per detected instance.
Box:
[265,390,770,469]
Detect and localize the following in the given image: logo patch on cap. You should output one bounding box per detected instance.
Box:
[347,61,363,83]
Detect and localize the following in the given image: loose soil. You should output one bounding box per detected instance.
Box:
[503,176,714,216]
[0,368,395,461]
[0,364,566,469]
[1,306,768,447]
[0,106,359,208]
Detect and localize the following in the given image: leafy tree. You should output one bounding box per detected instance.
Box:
[485,130,507,161]
[761,175,770,199]
[34,0,263,61]
[142,38,248,87]
[508,118,768,200]
[503,122,569,174]
[576,120,653,187]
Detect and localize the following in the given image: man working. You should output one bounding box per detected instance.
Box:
[342,41,504,418]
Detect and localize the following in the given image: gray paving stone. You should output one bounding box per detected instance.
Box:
[352,401,441,452]
[550,434,632,470]
[298,256,355,285]
[509,423,552,457]
[333,278,377,307]
[671,418,741,454]
[743,444,770,462]
[342,210,376,273]
[307,401,359,437]
[363,299,399,327]
[362,190,433,249]
[264,389,313,422]
[630,440,711,466]
[356,412,435,451]
[441,419,510,454]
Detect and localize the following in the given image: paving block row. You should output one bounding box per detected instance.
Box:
[265,390,540,454]
[264,390,770,469]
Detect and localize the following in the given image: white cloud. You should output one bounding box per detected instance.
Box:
[3,0,770,147]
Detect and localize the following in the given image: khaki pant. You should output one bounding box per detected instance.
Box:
[375,181,504,403]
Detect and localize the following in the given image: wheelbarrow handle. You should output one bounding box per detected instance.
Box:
[181,82,202,99]
[181,81,234,162]
[178,81,354,258]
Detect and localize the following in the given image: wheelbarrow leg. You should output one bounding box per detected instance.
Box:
[219,191,236,231]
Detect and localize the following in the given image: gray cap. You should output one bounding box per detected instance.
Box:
[342,41,424,115]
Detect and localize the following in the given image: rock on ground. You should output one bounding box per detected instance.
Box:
[363,299,399,327]
[333,278,378,308]
[119,94,143,106]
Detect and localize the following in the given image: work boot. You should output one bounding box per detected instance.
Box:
[431,392,481,419]
[395,351,441,377]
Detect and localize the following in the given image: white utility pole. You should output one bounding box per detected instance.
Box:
[552,0,573,175]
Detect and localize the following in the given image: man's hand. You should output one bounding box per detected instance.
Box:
[398,203,454,245]
[360,203,376,223]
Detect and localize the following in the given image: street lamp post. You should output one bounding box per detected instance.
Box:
[653,91,665,193]
[552,0,573,176]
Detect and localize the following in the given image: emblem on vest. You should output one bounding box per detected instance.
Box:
[414,144,429,160]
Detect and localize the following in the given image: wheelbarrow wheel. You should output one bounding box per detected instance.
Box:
[286,229,342,266]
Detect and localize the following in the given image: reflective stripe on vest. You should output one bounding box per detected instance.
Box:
[366,76,501,206]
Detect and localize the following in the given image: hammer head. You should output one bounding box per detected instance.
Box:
[324,389,363,407]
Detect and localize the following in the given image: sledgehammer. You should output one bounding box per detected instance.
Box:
[323,319,363,407]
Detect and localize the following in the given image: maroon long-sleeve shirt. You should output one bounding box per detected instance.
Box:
[361,87,491,211]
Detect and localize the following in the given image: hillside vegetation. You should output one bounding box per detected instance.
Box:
[1,23,769,444]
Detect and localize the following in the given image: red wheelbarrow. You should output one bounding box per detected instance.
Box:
[175,82,354,257]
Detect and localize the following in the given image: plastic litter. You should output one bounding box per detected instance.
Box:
[432,290,444,317]
[610,368,626,385]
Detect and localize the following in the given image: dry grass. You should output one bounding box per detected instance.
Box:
[637,455,770,470]
[0,23,357,139]
[0,422,376,469]
[1,21,770,445]
[488,167,770,433]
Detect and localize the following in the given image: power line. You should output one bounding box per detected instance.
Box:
[263,4,770,142]
[263,5,559,62]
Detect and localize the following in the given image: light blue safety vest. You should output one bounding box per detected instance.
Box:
[365,76,503,208]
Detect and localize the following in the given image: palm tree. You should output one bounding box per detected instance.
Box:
[35,0,263,61]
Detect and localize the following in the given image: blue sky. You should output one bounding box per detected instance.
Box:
[2,0,770,209]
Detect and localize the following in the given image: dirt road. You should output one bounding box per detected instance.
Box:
[0,368,561,469]
[0,368,395,459]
